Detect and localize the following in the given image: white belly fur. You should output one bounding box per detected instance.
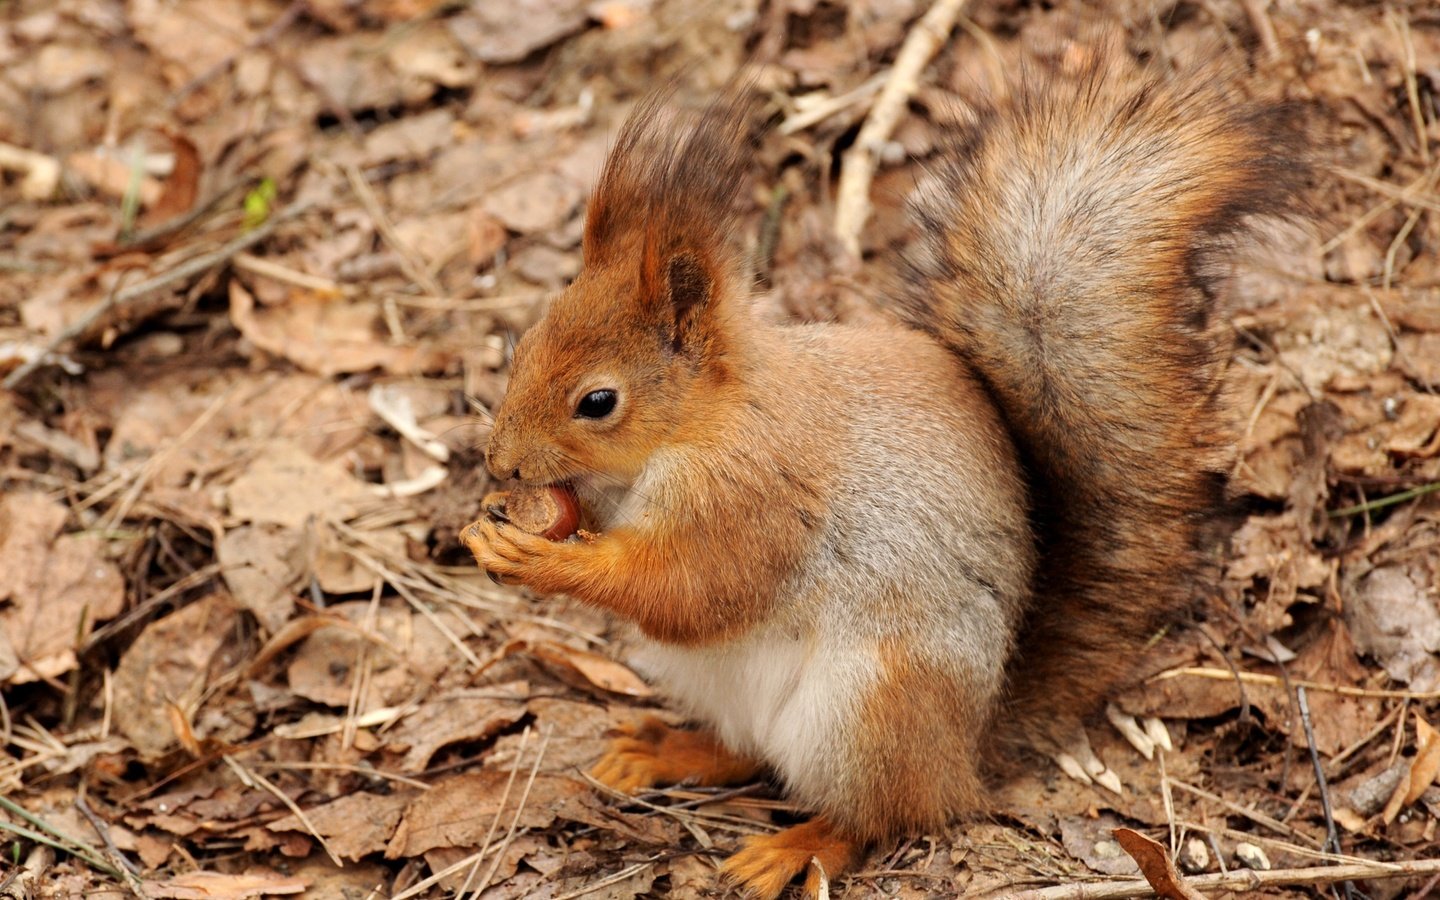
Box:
[634,625,877,805]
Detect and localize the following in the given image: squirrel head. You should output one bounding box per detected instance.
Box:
[485,87,761,489]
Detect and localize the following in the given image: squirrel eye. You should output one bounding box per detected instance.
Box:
[575,389,618,419]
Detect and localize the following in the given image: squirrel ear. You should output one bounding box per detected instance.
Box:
[664,253,712,354]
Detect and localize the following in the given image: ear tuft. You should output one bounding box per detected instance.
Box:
[666,254,711,353]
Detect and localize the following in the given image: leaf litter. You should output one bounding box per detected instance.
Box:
[0,0,1438,897]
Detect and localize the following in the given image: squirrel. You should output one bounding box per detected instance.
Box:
[464,42,1306,900]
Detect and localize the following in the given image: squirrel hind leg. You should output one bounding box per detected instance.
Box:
[722,817,863,900]
[589,716,762,793]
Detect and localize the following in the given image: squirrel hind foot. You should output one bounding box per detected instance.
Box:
[589,716,762,794]
[722,818,862,900]
[1026,719,1126,795]
[1043,715,1174,795]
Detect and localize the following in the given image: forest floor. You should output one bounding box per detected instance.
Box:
[1,0,1439,897]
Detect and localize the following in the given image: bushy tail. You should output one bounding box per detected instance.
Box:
[896,47,1308,746]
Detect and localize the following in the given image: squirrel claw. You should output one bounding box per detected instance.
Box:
[1106,704,1156,760]
[1051,728,1124,795]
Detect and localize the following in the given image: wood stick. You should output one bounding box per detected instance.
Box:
[993,856,1440,899]
[2,204,309,391]
[833,0,968,260]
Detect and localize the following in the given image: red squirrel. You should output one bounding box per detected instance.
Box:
[464,44,1306,899]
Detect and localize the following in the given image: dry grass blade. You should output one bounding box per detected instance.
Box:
[342,162,445,299]
[1165,778,1321,848]
[222,756,344,867]
[453,727,532,898]
[0,796,119,879]
[470,727,552,895]
[578,770,778,834]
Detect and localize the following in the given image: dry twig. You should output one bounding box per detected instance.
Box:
[3,205,308,391]
[833,0,969,259]
[1151,666,1440,701]
[995,857,1440,899]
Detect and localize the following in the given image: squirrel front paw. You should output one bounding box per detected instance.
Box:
[590,717,761,794]
[461,516,564,586]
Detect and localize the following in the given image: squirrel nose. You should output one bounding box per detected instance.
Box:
[484,440,522,482]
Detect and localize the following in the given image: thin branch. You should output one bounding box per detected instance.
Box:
[3,205,309,390]
[994,857,1440,899]
[1150,666,1440,701]
[833,0,968,259]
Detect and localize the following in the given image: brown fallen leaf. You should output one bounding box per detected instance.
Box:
[1347,564,1440,694]
[284,600,468,709]
[217,523,303,634]
[0,492,125,684]
[1385,713,1440,823]
[140,868,307,899]
[1403,714,1440,805]
[112,594,239,759]
[384,688,529,772]
[480,171,582,234]
[224,439,376,530]
[485,638,653,698]
[247,613,400,678]
[266,789,419,861]
[448,0,590,64]
[1113,828,1206,900]
[64,149,163,205]
[229,281,453,377]
[144,128,202,225]
[385,770,589,858]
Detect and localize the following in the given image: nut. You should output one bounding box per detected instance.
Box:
[488,484,581,541]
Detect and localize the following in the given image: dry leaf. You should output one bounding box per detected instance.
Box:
[384,687,529,772]
[481,171,582,234]
[0,492,125,684]
[112,594,239,759]
[494,638,653,697]
[218,524,303,634]
[386,770,589,858]
[229,281,453,377]
[267,789,418,861]
[285,601,466,709]
[225,440,375,530]
[1347,565,1440,693]
[140,869,307,899]
[385,21,476,88]
[448,0,590,64]
[127,0,252,84]
[1404,714,1440,807]
[1113,828,1205,900]
[145,129,202,225]
[65,149,163,205]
